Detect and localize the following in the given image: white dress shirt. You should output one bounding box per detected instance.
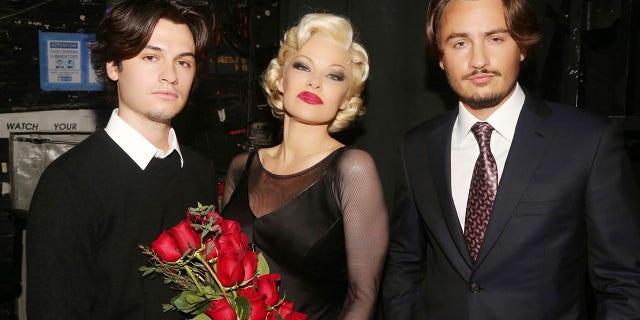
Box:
[451,84,525,229]
[104,108,183,170]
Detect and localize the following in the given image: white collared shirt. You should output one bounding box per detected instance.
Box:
[451,83,525,228]
[104,109,184,170]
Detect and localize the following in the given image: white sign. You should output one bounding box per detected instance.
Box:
[0,109,109,138]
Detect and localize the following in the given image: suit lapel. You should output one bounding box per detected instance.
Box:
[406,111,474,274]
[475,97,556,265]
[427,119,474,268]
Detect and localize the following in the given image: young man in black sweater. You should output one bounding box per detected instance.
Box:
[26,1,216,319]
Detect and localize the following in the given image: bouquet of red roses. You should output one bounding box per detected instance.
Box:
[139,203,307,320]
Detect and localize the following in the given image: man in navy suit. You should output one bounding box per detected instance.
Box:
[382,0,640,319]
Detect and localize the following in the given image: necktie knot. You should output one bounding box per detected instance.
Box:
[471,122,494,148]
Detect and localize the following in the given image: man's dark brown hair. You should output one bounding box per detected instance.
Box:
[90,0,212,94]
[426,0,541,61]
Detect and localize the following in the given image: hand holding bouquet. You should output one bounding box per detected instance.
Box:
[139,203,307,320]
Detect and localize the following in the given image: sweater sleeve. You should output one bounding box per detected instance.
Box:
[27,163,97,319]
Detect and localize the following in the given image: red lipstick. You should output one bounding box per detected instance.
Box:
[297,91,323,105]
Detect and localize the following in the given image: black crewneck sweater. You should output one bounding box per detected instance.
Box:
[27,130,216,320]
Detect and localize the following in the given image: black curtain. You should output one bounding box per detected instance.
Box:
[278,0,446,208]
[277,0,640,205]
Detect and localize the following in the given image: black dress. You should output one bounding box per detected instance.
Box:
[222,147,388,319]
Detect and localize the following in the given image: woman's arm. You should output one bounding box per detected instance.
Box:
[336,149,389,319]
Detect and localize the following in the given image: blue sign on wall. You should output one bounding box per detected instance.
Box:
[38,31,103,91]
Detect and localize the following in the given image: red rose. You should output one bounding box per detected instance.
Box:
[268,301,306,320]
[267,310,279,320]
[205,298,236,320]
[216,252,245,287]
[209,211,223,226]
[238,287,267,320]
[276,301,294,318]
[220,219,242,234]
[150,231,182,262]
[168,219,201,253]
[189,208,223,228]
[242,251,258,282]
[216,231,248,257]
[286,311,307,320]
[256,274,281,306]
[218,182,225,196]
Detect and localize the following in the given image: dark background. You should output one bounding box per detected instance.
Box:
[2,0,640,204]
[2,0,639,208]
[0,0,639,317]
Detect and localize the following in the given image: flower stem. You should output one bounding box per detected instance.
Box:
[196,253,231,301]
[185,265,205,294]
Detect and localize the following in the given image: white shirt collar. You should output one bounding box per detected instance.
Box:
[104,109,184,170]
[454,83,525,146]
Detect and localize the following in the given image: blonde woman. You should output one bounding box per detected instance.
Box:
[221,13,388,320]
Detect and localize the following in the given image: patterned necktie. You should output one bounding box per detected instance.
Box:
[464,122,498,261]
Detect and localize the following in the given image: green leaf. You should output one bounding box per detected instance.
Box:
[205,241,215,258]
[192,302,213,316]
[180,249,193,260]
[202,285,223,299]
[185,293,208,305]
[233,296,252,320]
[171,291,207,313]
[140,267,156,277]
[256,252,269,276]
[162,303,176,312]
[192,314,212,320]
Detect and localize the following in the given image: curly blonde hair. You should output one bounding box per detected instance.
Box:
[261,13,370,133]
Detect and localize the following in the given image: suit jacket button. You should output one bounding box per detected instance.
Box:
[470,283,480,294]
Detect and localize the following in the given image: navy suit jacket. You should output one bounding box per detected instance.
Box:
[382,96,640,319]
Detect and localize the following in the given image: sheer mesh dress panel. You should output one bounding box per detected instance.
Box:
[222,147,388,319]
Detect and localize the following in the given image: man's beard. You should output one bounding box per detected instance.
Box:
[145,110,177,124]
[453,69,516,110]
[459,84,514,109]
